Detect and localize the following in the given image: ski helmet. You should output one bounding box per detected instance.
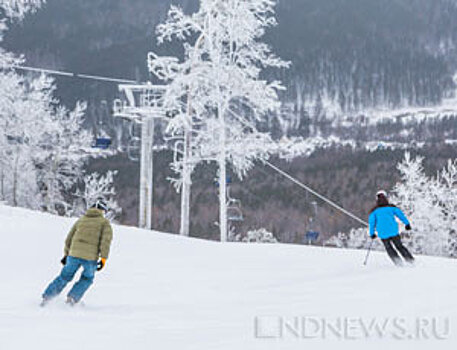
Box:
[91,198,109,212]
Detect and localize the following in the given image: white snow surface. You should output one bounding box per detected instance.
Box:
[1,205,457,350]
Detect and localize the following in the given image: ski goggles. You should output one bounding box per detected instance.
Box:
[95,199,109,212]
[376,190,387,198]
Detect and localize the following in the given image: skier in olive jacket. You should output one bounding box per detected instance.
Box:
[41,200,113,306]
[369,190,414,266]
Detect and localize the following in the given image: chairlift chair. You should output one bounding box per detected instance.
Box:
[93,137,111,150]
[213,178,244,222]
[304,230,320,244]
[127,137,141,161]
[227,206,244,222]
[214,176,233,188]
[129,121,142,138]
[227,198,244,222]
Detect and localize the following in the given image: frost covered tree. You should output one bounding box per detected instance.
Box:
[149,0,289,241]
[240,228,278,243]
[437,159,457,256]
[392,153,447,256]
[325,228,383,251]
[35,98,98,215]
[0,0,44,65]
[0,0,43,19]
[75,170,121,219]
[0,72,99,213]
[331,153,456,257]
[0,73,55,207]
[1,0,112,215]
[386,152,457,257]
[0,0,46,205]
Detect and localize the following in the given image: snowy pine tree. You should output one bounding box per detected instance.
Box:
[437,159,457,257]
[392,153,447,256]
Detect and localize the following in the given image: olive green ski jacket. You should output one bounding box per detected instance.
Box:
[64,208,113,261]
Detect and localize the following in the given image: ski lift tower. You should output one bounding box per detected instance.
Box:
[113,84,166,230]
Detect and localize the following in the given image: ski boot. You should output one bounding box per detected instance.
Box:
[66,296,77,306]
[40,297,51,307]
[405,257,416,267]
[392,257,404,267]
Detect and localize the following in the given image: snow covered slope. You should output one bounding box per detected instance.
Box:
[1,205,456,350]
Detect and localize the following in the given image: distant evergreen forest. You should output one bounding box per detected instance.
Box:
[275,0,457,111]
[6,0,457,119]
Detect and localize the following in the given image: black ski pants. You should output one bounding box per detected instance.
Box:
[381,235,414,265]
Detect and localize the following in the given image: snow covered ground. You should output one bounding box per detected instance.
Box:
[1,205,456,350]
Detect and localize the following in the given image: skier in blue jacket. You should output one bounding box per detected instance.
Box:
[369,190,414,265]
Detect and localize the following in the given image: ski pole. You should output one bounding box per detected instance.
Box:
[363,240,375,266]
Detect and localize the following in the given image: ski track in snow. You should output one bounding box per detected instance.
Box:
[1,205,456,350]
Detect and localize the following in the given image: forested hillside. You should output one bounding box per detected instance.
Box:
[87,145,456,242]
[7,0,457,115]
[5,0,457,240]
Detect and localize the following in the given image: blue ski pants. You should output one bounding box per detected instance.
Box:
[43,256,97,302]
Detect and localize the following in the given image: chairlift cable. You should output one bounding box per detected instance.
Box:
[264,161,369,227]
[11,65,138,84]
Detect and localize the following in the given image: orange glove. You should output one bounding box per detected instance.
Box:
[97,258,107,271]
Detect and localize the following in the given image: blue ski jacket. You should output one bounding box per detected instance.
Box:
[369,205,410,239]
